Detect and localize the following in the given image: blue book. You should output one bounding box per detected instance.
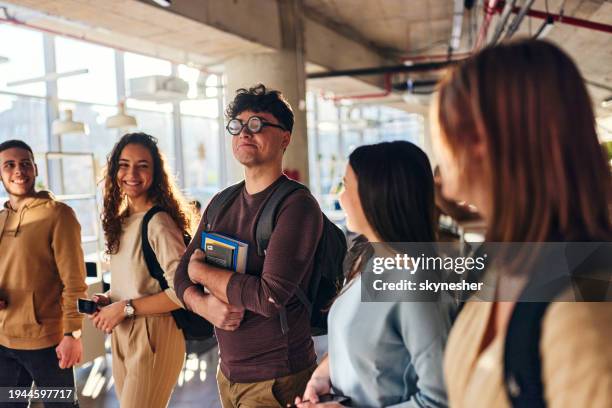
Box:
[201,232,248,273]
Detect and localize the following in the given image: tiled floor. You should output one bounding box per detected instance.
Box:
[76,344,221,408]
[72,336,328,408]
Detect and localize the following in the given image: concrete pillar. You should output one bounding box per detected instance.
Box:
[223,0,309,186]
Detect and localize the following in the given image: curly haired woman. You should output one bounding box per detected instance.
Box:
[91,132,193,408]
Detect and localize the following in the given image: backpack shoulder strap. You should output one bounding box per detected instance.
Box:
[503,272,571,408]
[503,302,549,408]
[255,178,307,256]
[254,178,310,335]
[141,206,169,290]
[204,181,245,231]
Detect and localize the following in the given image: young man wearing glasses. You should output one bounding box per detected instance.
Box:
[0,139,87,407]
[174,84,323,407]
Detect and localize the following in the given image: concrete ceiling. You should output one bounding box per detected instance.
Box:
[303,0,455,57]
[0,0,610,123]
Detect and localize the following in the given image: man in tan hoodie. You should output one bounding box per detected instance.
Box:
[0,140,87,407]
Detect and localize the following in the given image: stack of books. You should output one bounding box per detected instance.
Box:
[201,232,248,273]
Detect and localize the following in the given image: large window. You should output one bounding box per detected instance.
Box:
[0,94,48,152]
[306,92,425,205]
[123,52,176,171]
[55,37,117,105]
[57,101,119,177]
[128,108,176,171]
[0,25,46,97]
[124,52,173,113]
[181,115,220,204]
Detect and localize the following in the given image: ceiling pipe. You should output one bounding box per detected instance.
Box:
[489,0,516,44]
[322,73,392,102]
[447,0,465,59]
[504,0,536,39]
[474,0,500,51]
[307,60,460,79]
[401,52,471,63]
[392,79,438,91]
[311,60,463,101]
[494,2,612,34]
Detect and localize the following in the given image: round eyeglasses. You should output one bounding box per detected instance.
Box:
[226,116,287,136]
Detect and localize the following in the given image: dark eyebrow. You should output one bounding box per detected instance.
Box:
[118,158,150,164]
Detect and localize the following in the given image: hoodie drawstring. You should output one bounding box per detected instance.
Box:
[14,206,27,237]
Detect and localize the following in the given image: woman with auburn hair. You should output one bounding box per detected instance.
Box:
[432,39,612,407]
[91,132,193,408]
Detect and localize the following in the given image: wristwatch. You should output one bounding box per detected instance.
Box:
[124,299,135,318]
[63,329,82,340]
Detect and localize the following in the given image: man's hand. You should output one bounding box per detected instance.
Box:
[184,286,244,331]
[0,299,7,310]
[55,336,82,369]
[188,249,207,284]
[90,300,127,333]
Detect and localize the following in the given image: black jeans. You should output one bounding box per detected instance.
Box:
[0,345,78,408]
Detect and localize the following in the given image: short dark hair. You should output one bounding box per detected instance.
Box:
[0,139,34,157]
[225,84,294,133]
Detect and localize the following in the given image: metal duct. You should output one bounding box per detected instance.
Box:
[489,0,516,44]
[448,0,465,58]
[504,0,536,39]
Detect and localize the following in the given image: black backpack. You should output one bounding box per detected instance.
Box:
[503,244,611,407]
[141,206,214,340]
[205,177,347,336]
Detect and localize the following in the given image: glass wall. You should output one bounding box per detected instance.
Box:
[306,93,425,209]
[0,26,226,263]
[0,25,46,97]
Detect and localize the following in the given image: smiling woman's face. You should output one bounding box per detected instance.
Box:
[116,143,154,201]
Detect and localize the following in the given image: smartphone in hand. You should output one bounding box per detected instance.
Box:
[287,394,351,407]
[77,298,98,314]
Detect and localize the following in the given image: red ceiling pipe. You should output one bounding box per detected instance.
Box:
[474,0,500,51]
[494,2,612,34]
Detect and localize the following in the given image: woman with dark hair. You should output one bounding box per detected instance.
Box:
[297,141,452,408]
[434,39,612,407]
[91,132,193,408]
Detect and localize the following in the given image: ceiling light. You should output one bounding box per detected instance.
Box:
[106,100,137,129]
[52,110,87,135]
[0,56,8,64]
[602,96,612,109]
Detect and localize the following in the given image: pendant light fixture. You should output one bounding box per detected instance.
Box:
[52,109,87,135]
[106,100,137,129]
